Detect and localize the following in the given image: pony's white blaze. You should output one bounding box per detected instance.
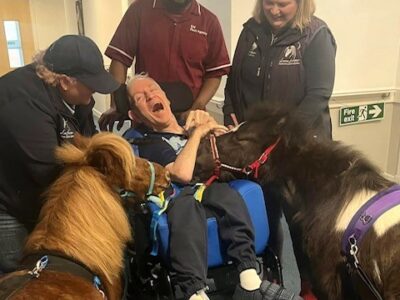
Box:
[374,204,400,236]
[335,189,400,237]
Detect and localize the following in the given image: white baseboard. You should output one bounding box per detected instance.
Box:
[384,172,400,183]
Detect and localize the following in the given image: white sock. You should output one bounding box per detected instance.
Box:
[188,289,209,300]
[239,268,262,291]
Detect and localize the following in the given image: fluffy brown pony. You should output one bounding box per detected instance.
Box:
[0,132,170,300]
[194,106,400,299]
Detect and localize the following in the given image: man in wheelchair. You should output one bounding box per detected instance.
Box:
[126,74,301,300]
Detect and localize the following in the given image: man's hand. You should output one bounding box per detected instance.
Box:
[177,109,192,123]
[98,107,127,131]
[184,110,228,138]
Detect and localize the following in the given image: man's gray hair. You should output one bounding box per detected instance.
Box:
[127,73,161,110]
[127,72,160,90]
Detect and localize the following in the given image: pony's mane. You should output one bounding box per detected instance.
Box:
[62,133,137,188]
[245,103,319,147]
[24,135,132,286]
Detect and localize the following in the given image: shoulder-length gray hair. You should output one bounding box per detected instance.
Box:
[253,0,316,31]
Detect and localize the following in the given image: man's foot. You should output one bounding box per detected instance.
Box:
[233,280,303,300]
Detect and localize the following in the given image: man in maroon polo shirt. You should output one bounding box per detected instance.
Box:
[99,0,231,131]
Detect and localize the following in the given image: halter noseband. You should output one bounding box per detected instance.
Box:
[205,134,280,186]
[118,160,157,199]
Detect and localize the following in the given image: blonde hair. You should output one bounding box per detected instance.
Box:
[33,51,63,86]
[253,0,316,31]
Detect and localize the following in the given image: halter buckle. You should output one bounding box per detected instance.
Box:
[28,255,49,278]
[242,166,254,176]
[348,235,359,267]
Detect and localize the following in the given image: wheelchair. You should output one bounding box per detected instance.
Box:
[123,128,283,300]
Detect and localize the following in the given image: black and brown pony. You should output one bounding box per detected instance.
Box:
[194,107,400,299]
[0,132,170,300]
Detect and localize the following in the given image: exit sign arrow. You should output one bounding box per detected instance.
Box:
[369,104,382,118]
[339,103,385,126]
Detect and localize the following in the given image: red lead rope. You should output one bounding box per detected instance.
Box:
[244,137,281,178]
[205,135,221,186]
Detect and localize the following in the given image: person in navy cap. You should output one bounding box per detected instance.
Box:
[0,35,119,273]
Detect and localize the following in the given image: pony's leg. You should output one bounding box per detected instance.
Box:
[280,188,317,299]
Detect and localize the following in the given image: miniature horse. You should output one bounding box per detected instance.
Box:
[194,107,400,299]
[0,132,170,300]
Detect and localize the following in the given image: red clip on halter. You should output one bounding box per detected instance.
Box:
[205,134,280,186]
[244,138,281,179]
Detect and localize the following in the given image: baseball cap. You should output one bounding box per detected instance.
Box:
[43,35,119,94]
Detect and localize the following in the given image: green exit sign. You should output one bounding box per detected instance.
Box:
[339,103,384,126]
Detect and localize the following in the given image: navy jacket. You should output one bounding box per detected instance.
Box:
[0,64,96,228]
[224,17,336,139]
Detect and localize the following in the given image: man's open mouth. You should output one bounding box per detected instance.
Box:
[152,103,164,112]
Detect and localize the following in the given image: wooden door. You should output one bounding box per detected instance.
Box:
[0,0,35,76]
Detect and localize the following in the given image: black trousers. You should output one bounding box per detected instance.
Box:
[167,182,257,298]
[0,209,28,273]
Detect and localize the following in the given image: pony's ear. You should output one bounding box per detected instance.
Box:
[84,133,134,187]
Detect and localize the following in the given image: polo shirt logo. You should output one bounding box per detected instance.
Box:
[190,25,208,36]
[162,136,187,155]
[279,44,301,65]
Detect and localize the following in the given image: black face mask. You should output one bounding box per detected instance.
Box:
[163,0,192,12]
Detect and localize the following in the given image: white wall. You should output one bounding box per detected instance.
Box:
[29,0,77,51]
[317,0,400,94]
[83,0,128,113]
[197,0,232,99]
[198,0,231,57]
[230,0,255,55]
[396,46,400,89]
[82,0,127,65]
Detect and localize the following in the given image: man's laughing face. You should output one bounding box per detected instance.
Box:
[128,78,173,130]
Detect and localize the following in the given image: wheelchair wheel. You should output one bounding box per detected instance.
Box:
[262,246,284,285]
[127,256,174,299]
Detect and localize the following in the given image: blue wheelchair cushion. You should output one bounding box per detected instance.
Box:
[148,179,269,268]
